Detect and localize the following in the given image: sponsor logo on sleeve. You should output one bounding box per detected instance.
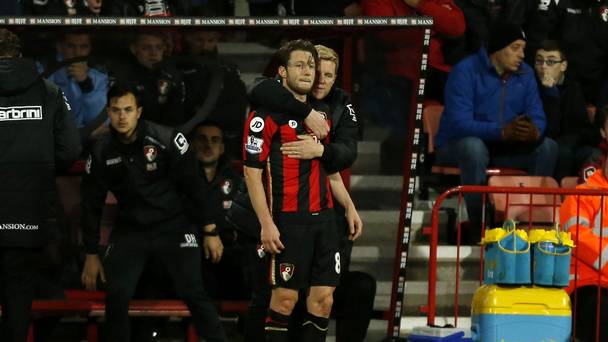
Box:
[346,104,357,122]
[245,135,264,154]
[62,94,72,111]
[249,117,265,132]
[173,133,189,155]
[0,106,43,121]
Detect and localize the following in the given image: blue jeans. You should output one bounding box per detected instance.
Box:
[435,137,559,231]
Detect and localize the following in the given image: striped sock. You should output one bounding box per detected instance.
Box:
[265,309,290,342]
[300,312,329,342]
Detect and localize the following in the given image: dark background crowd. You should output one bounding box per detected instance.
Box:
[2,0,608,341]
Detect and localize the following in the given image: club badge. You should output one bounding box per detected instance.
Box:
[143,145,157,162]
[280,263,295,282]
[221,179,232,195]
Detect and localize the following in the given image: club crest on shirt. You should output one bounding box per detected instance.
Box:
[280,263,295,282]
[288,120,298,128]
[143,145,157,162]
[221,179,232,195]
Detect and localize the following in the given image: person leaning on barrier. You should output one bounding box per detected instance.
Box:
[80,82,227,342]
[0,28,81,342]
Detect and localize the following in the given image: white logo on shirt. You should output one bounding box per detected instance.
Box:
[180,234,198,248]
[245,135,264,154]
[346,104,357,122]
[0,106,42,121]
[288,120,298,128]
[250,117,265,132]
[173,133,189,155]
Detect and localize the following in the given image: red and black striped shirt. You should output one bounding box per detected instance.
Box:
[243,110,333,215]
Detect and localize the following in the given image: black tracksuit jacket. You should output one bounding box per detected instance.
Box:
[81,120,213,253]
[0,58,81,247]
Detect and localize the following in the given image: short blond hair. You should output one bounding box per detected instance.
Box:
[315,44,339,73]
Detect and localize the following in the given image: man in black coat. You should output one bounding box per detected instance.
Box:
[0,29,81,342]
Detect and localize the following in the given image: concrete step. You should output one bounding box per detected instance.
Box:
[351,140,381,174]
[370,279,478,316]
[218,42,276,75]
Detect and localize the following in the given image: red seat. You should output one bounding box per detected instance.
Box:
[560,176,579,189]
[488,175,561,224]
[422,101,527,177]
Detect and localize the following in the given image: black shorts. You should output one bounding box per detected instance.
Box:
[268,213,340,289]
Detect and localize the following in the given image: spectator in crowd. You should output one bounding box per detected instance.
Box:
[20,0,73,15]
[434,21,558,241]
[361,0,465,173]
[243,39,362,342]
[577,107,608,184]
[189,121,249,300]
[454,0,535,56]
[534,39,598,181]
[111,31,186,127]
[177,29,248,157]
[105,0,190,16]
[0,28,81,342]
[43,30,109,131]
[362,0,465,104]
[560,130,608,340]
[75,0,104,15]
[289,0,362,16]
[80,82,227,342]
[246,44,374,342]
[0,0,21,15]
[527,0,608,103]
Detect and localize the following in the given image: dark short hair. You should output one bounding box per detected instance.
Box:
[191,120,224,139]
[57,28,91,42]
[276,39,318,68]
[107,82,141,107]
[0,29,21,58]
[537,39,567,61]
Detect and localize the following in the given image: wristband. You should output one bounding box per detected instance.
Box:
[203,227,219,236]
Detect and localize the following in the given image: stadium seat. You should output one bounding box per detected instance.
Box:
[422,101,527,177]
[560,176,579,189]
[488,175,561,225]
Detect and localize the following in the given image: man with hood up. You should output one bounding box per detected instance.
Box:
[0,29,81,341]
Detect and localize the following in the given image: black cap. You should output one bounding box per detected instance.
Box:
[487,21,526,55]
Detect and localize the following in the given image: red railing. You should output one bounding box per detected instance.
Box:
[425,185,608,341]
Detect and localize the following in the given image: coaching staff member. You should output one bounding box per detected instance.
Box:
[0,29,81,342]
[80,83,227,342]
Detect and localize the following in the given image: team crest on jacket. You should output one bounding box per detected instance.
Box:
[601,6,608,22]
[280,263,295,282]
[221,179,232,195]
[143,145,157,162]
[158,79,169,95]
